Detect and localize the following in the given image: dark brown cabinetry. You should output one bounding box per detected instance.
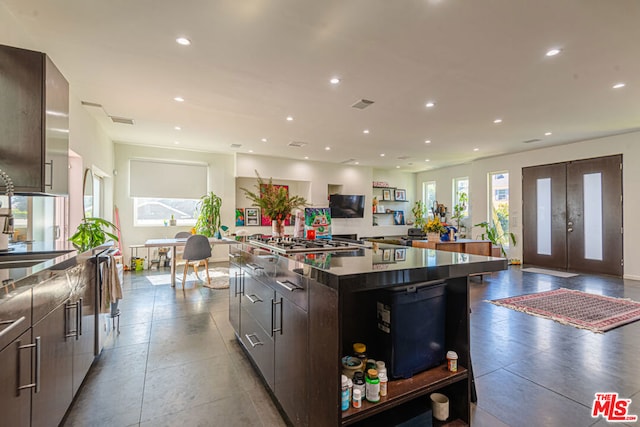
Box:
[0,44,69,195]
[0,328,33,427]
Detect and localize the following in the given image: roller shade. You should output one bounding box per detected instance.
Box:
[129,159,208,199]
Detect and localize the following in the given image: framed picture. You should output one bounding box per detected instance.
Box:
[382,249,391,262]
[382,189,392,201]
[394,189,406,201]
[395,248,406,261]
[235,208,245,226]
[393,210,405,225]
[245,208,260,226]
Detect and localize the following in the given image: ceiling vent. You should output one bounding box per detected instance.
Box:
[81,101,103,108]
[523,138,541,144]
[230,143,242,148]
[288,141,307,147]
[351,99,374,109]
[397,155,410,160]
[340,158,356,164]
[110,116,134,125]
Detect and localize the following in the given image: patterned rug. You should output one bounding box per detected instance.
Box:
[488,288,640,333]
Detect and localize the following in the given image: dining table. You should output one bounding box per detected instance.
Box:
[144,236,239,287]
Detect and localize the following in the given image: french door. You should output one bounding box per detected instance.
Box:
[522,155,623,276]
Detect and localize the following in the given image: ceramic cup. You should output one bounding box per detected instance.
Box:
[430,392,449,421]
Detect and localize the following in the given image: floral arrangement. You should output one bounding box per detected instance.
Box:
[424,217,447,234]
[240,171,308,224]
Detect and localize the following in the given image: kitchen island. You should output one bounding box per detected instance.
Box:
[228,239,507,426]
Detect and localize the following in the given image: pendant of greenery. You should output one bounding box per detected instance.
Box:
[69,217,119,253]
[195,192,222,237]
[240,171,308,223]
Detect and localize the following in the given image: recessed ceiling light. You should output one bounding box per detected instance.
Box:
[325,146,331,151]
[304,156,309,160]
[545,132,552,136]
[493,118,502,124]
[249,150,254,153]
[546,48,561,57]
[261,138,267,142]
[286,116,293,121]
[380,153,385,157]
[174,141,180,145]
[363,129,370,134]
[174,96,184,102]
[473,148,480,151]
[330,77,340,85]
[396,166,400,169]
[174,126,181,130]
[425,159,430,162]
[355,162,359,165]
[425,101,436,108]
[424,140,431,144]
[612,82,626,89]
[176,37,191,46]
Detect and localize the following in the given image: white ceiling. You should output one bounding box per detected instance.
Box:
[3,0,640,171]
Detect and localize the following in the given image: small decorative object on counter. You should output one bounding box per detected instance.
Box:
[341,375,350,411]
[342,356,363,379]
[365,369,380,403]
[375,360,387,376]
[353,371,366,400]
[353,342,367,371]
[379,371,388,397]
[352,388,362,409]
[446,350,458,372]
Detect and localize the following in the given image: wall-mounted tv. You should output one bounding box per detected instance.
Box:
[329,194,365,218]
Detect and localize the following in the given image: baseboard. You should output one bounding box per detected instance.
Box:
[623,273,640,282]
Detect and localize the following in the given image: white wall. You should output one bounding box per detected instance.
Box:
[235,154,416,238]
[416,131,640,279]
[114,143,235,263]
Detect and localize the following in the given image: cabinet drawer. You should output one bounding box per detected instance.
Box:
[243,248,277,281]
[274,257,308,311]
[242,275,275,335]
[228,245,244,266]
[240,307,274,389]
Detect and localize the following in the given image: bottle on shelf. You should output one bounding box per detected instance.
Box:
[365,369,380,403]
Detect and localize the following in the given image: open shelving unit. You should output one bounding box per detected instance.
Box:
[372,185,410,226]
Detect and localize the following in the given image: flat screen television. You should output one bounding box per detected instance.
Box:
[329,194,365,218]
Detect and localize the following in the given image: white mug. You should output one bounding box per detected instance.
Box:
[430,392,449,421]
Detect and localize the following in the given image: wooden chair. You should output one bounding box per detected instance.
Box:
[181,235,212,289]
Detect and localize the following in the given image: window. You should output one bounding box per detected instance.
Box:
[423,181,436,216]
[489,171,511,247]
[453,177,469,217]
[133,197,199,227]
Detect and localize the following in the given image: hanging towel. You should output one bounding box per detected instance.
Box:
[101,254,123,311]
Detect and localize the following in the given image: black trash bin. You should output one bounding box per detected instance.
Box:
[376,280,446,379]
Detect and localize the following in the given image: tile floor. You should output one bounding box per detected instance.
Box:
[62,263,640,426]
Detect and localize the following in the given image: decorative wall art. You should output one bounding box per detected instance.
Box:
[245,208,260,226]
[235,208,245,226]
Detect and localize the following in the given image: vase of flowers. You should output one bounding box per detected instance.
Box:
[424,217,446,242]
[240,171,308,238]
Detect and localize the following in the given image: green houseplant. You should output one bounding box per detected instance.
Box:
[69,217,119,253]
[195,192,223,238]
[450,191,468,232]
[411,200,427,229]
[474,221,516,257]
[240,171,308,236]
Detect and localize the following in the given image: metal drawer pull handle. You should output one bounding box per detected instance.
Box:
[17,336,41,395]
[245,333,263,347]
[0,316,25,338]
[276,280,302,292]
[272,299,282,335]
[77,298,83,338]
[247,263,264,271]
[228,253,239,259]
[45,160,53,188]
[245,294,263,304]
[65,302,78,338]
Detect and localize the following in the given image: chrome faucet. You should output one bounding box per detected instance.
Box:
[0,169,14,235]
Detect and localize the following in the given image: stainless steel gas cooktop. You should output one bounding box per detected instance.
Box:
[247,237,366,254]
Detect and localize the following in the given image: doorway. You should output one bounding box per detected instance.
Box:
[522,154,622,276]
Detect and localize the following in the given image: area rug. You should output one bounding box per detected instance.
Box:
[521,268,578,278]
[202,267,230,290]
[488,288,640,333]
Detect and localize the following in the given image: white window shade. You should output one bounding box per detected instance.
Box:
[129,159,208,199]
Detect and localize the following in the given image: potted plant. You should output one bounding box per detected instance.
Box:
[240,171,308,237]
[69,217,119,253]
[195,192,223,238]
[411,200,427,229]
[450,191,468,233]
[474,221,516,257]
[424,217,447,242]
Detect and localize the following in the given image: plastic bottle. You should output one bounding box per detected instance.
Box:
[347,378,353,403]
[341,375,350,411]
[366,359,377,372]
[446,350,458,372]
[352,371,366,400]
[375,360,387,376]
[365,369,380,403]
[352,388,362,409]
[353,343,367,371]
[379,372,388,397]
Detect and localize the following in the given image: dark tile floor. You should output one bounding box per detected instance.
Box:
[62,264,640,426]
